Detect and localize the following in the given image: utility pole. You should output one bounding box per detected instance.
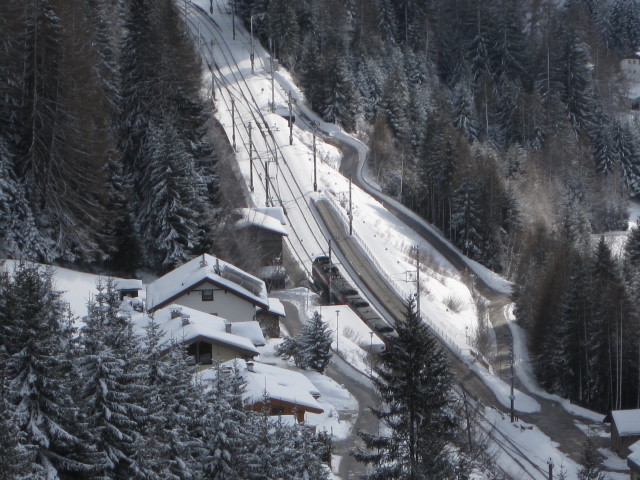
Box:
[232,0,236,40]
[265,158,270,207]
[416,247,421,318]
[231,98,236,151]
[250,15,255,74]
[288,91,293,145]
[510,344,515,423]
[328,239,332,305]
[313,128,317,192]
[248,122,254,192]
[547,459,554,480]
[270,55,275,112]
[335,310,340,353]
[348,176,353,236]
[209,64,216,102]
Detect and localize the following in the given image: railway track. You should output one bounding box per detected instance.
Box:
[186,2,330,277]
[184,2,568,478]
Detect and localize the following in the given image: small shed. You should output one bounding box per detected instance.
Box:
[611,409,640,458]
[114,279,143,300]
[235,208,288,265]
[256,297,286,338]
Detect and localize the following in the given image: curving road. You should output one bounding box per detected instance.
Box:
[190,0,616,475]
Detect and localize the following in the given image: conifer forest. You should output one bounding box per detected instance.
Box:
[3,0,640,477]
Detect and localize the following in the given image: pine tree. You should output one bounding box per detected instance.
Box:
[354,298,457,478]
[0,140,44,260]
[451,167,485,260]
[77,278,153,479]
[577,437,608,480]
[141,319,204,479]
[322,52,358,132]
[299,311,333,373]
[200,363,249,479]
[626,221,640,269]
[276,311,333,373]
[452,82,480,142]
[0,263,90,478]
[136,118,203,270]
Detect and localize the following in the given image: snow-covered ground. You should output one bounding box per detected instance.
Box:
[186,1,634,477]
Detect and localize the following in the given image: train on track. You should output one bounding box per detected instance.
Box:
[312,256,395,335]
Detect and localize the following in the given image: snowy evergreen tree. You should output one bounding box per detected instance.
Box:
[452,82,480,142]
[354,298,457,479]
[200,363,250,480]
[577,437,608,480]
[136,119,203,270]
[0,140,44,260]
[626,221,640,269]
[451,167,486,260]
[299,311,333,373]
[0,263,90,478]
[322,53,358,132]
[140,319,204,479]
[611,120,640,196]
[276,311,333,373]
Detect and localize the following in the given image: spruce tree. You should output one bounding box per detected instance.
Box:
[626,221,640,269]
[298,311,333,373]
[577,437,608,480]
[1,263,90,478]
[354,298,457,478]
[77,278,151,479]
[276,311,333,373]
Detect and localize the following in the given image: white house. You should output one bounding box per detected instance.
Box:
[139,304,264,365]
[146,254,270,322]
[622,55,640,83]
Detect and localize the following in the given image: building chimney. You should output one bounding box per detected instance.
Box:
[199,253,208,268]
[225,321,232,334]
[181,314,190,326]
[170,307,182,319]
[246,361,255,373]
[214,257,220,274]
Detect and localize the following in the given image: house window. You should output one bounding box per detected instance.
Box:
[271,406,285,415]
[201,289,214,301]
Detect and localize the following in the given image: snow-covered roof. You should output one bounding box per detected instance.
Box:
[113,279,143,291]
[230,321,266,346]
[612,409,640,436]
[629,442,640,470]
[253,207,287,226]
[235,208,289,236]
[202,360,323,413]
[136,305,260,357]
[266,297,286,317]
[146,254,269,311]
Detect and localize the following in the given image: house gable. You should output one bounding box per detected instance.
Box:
[146,254,269,317]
